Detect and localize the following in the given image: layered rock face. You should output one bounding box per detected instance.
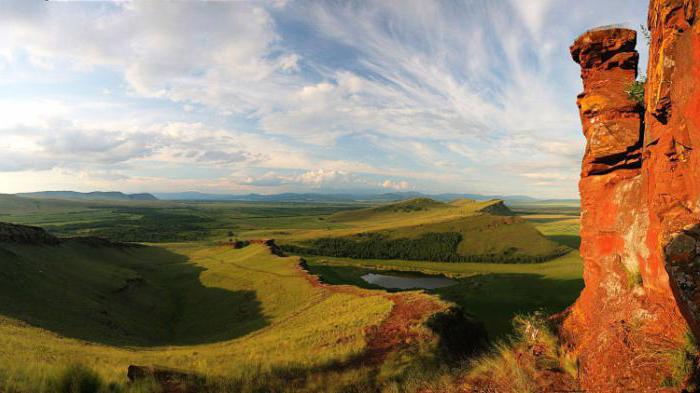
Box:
[564,1,700,390]
[645,0,700,342]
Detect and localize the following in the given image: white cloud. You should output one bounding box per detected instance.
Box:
[0,0,648,197]
[510,0,554,39]
[382,180,411,191]
[297,169,351,185]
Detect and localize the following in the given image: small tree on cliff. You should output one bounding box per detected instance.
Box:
[626,77,646,107]
[640,24,651,45]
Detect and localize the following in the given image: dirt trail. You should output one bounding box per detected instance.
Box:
[295,257,446,366]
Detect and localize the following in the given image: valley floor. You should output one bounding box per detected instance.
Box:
[0,243,453,392]
[0,196,583,392]
[305,250,582,338]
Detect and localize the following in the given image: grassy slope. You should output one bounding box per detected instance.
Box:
[0,198,584,390]
[0,194,92,216]
[276,198,566,261]
[0,242,397,391]
[304,206,583,338]
[0,195,360,243]
[306,251,582,338]
[0,195,570,261]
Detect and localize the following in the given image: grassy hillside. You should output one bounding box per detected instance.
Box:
[325,197,488,225]
[304,208,583,337]
[0,198,583,391]
[17,191,157,202]
[0,239,276,346]
[306,251,582,338]
[0,235,460,392]
[278,198,567,263]
[512,200,581,250]
[0,195,361,243]
[0,194,92,216]
[0,196,570,262]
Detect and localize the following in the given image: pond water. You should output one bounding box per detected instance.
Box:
[360,272,457,290]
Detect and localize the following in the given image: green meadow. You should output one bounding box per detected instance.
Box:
[0,193,582,391]
[302,199,582,337]
[305,251,582,338]
[0,242,400,391]
[276,198,569,263]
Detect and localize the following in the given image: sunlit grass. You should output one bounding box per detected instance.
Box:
[0,244,395,391]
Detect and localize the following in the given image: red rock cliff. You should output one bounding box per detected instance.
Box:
[564,1,700,390]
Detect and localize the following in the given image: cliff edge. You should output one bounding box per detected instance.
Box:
[563,1,700,391]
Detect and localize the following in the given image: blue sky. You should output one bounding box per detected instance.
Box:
[0,0,647,198]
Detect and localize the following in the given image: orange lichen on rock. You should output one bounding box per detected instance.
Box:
[563,1,700,391]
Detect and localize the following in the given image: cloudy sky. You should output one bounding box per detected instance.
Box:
[0,0,647,198]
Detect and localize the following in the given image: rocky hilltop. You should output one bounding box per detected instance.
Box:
[0,222,60,245]
[564,0,700,391]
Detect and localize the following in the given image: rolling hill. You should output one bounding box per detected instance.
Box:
[278,198,568,263]
[17,191,158,202]
[0,194,93,215]
[154,191,574,204]
[0,222,459,391]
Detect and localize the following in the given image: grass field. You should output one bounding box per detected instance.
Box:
[1,241,435,392]
[306,251,582,338]
[0,194,360,243]
[304,201,582,338]
[276,198,568,263]
[0,195,571,263]
[0,194,583,391]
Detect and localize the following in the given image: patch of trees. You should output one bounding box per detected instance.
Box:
[374,198,441,213]
[279,232,568,263]
[45,208,211,242]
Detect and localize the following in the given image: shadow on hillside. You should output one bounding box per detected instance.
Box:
[433,273,583,338]
[0,243,269,347]
[546,234,581,249]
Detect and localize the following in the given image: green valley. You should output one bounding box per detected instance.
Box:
[0,193,582,392]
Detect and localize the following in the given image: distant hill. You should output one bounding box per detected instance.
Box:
[154,191,571,204]
[17,191,158,202]
[0,222,60,245]
[0,225,183,346]
[153,191,363,202]
[0,194,92,215]
[279,198,568,263]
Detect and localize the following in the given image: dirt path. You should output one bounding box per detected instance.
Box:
[296,257,446,366]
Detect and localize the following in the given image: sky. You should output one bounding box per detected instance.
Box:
[0,0,648,198]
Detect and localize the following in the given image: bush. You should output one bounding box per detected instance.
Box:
[462,312,569,391]
[627,78,646,106]
[427,307,489,361]
[280,232,463,262]
[46,208,212,242]
[50,364,103,393]
[663,330,699,388]
[280,232,568,263]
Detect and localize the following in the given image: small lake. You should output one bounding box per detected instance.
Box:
[360,272,457,290]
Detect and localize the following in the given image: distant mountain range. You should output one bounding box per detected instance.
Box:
[17,191,158,202]
[153,191,577,204]
[13,190,577,204]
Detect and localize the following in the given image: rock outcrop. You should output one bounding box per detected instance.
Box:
[564,1,700,391]
[476,200,514,216]
[127,365,201,393]
[0,222,60,245]
[0,221,138,248]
